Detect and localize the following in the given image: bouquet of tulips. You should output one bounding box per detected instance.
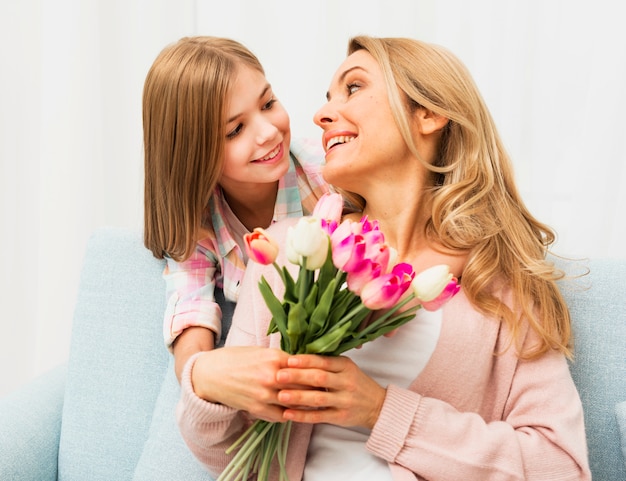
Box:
[217,193,460,481]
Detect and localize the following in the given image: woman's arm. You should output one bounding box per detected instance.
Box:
[372,349,590,480]
[273,336,589,480]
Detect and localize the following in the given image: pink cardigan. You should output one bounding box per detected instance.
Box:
[176,219,591,481]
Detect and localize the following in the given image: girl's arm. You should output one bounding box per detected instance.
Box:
[172,326,214,381]
[163,244,223,380]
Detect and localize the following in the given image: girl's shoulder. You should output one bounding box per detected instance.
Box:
[289,137,325,167]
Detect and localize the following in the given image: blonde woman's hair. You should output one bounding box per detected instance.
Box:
[143,36,264,261]
[347,35,573,359]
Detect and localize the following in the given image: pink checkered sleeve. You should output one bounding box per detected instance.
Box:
[162,244,223,352]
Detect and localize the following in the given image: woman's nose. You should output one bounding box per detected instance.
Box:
[313,104,336,127]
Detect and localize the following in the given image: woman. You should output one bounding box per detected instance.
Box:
[177,36,590,480]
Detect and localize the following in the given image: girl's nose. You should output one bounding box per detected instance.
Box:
[256,118,279,144]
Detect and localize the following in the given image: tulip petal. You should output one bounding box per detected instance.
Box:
[244,228,279,265]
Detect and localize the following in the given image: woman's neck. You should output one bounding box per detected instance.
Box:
[357,196,468,279]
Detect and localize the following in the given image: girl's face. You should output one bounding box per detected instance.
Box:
[313,50,414,193]
[220,65,291,188]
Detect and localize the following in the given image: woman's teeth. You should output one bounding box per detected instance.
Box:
[326,135,355,150]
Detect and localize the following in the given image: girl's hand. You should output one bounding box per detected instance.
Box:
[191,346,291,423]
[275,354,386,429]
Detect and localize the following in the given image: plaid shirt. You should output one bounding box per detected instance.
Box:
[163,139,330,349]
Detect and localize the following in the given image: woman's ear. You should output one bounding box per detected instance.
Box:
[415,108,449,135]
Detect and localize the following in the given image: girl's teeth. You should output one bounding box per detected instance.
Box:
[260,145,280,161]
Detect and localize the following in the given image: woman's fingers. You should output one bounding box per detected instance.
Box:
[275,354,386,429]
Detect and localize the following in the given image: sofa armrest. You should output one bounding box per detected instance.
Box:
[0,363,66,481]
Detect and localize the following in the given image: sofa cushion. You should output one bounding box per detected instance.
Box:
[617,401,626,470]
[132,356,214,481]
[58,228,170,481]
[133,286,235,480]
[0,364,66,481]
[563,258,626,481]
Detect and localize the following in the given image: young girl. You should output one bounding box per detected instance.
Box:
[143,36,330,379]
[176,36,590,480]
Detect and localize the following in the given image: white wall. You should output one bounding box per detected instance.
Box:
[1,0,624,395]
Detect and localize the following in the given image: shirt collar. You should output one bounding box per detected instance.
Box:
[208,154,304,258]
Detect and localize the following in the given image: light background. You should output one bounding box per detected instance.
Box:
[1,0,624,395]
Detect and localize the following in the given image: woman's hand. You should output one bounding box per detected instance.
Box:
[190,346,291,423]
[275,354,386,430]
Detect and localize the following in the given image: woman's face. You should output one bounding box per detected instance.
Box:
[313,49,413,192]
[219,65,291,188]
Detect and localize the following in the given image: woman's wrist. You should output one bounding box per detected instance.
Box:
[190,350,220,402]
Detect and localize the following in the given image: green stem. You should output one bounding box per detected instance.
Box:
[353,294,418,339]
[272,262,286,285]
[225,419,265,454]
[334,301,369,328]
[218,421,274,481]
[278,421,292,481]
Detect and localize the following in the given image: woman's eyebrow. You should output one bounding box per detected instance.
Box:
[326,66,366,101]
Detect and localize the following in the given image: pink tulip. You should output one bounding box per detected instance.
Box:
[330,217,390,273]
[346,259,383,295]
[362,239,391,273]
[243,228,279,265]
[360,263,415,310]
[356,215,379,235]
[330,221,361,271]
[313,193,343,235]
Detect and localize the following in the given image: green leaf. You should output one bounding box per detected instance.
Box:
[281,267,297,303]
[286,302,308,354]
[333,312,418,355]
[327,288,358,326]
[305,278,337,342]
[304,321,351,354]
[303,284,319,317]
[259,277,287,337]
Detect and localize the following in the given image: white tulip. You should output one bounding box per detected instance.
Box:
[411,264,453,302]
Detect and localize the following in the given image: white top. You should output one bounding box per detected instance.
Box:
[303,308,442,480]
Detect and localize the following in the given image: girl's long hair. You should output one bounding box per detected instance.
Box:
[143,36,264,261]
[347,35,573,359]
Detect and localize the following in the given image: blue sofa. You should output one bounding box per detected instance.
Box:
[1,227,625,480]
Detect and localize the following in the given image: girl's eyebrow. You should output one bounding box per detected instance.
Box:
[227,83,271,123]
[326,66,366,101]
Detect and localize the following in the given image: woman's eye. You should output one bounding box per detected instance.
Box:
[347,83,360,95]
[263,98,277,110]
[226,123,243,139]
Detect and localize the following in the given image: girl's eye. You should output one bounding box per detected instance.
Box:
[263,98,277,110]
[347,83,361,95]
[226,123,243,139]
